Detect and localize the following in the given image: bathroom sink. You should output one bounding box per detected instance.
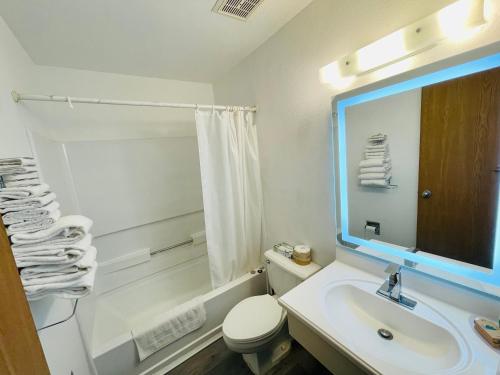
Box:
[322,280,470,374]
[279,262,500,375]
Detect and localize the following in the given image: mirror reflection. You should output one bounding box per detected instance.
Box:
[345,67,500,269]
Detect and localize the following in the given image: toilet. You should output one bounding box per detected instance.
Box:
[223,249,321,375]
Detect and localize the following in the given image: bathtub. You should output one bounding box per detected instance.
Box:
[91,254,266,375]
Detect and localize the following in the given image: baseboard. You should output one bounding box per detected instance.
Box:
[142,324,223,375]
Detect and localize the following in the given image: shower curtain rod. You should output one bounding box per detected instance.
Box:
[10,90,257,112]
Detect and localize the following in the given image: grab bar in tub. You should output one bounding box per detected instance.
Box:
[150,231,206,256]
[150,239,194,256]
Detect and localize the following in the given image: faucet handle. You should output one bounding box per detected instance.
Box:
[384,263,401,275]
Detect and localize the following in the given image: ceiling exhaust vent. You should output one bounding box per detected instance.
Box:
[212,0,263,21]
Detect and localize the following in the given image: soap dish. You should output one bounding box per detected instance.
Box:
[474,318,500,349]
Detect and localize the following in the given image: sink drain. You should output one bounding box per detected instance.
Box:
[377,328,393,340]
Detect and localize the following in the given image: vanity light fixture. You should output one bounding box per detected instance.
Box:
[320,0,486,86]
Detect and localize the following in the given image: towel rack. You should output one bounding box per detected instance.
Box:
[37,299,78,332]
[361,178,398,189]
[361,184,398,189]
[150,239,194,256]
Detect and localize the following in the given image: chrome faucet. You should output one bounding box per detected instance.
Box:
[376,263,417,310]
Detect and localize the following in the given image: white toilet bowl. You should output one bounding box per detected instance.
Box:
[223,294,292,374]
[223,250,321,374]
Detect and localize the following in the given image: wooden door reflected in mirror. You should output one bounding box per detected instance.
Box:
[417,68,500,268]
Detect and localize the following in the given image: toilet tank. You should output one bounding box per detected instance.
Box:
[264,249,321,297]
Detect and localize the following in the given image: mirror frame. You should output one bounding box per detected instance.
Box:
[332,43,500,297]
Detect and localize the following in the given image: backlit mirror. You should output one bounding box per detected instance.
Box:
[333,47,500,296]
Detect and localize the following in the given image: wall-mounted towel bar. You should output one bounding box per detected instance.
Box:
[373,184,398,189]
[361,177,398,189]
[150,239,194,256]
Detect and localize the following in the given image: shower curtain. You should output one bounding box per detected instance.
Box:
[195,109,262,289]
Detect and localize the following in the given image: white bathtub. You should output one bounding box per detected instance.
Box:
[91,254,266,375]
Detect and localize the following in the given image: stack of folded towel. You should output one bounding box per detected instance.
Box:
[0,157,97,300]
[358,134,392,187]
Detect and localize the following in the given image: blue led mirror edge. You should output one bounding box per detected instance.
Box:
[335,51,500,289]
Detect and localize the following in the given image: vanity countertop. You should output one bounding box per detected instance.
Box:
[279,261,500,375]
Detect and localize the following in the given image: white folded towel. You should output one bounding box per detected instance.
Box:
[368,134,387,146]
[0,183,50,200]
[24,265,97,301]
[0,165,38,176]
[369,133,386,141]
[365,144,388,151]
[18,245,96,273]
[6,209,61,235]
[360,166,390,173]
[20,258,97,286]
[368,138,386,143]
[132,297,206,361]
[21,266,92,286]
[1,172,39,182]
[359,158,391,168]
[2,201,60,225]
[365,157,387,161]
[361,179,389,187]
[10,215,92,246]
[358,173,391,180]
[14,237,92,268]
[3,178,41,188]
[15,251,86,267]
[12,233,92,255]
[365,154,388,159]
[0,157,36,166]
[359,134,392,186]
[0,192,56,213]
[20,247,97,284]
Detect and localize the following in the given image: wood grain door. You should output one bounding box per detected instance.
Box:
[417,67,500,268]
[0,219,50,374]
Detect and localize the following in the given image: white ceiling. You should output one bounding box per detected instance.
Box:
[0,0,314,82]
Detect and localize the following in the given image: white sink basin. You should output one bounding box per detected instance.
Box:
[323,280,470,374]
[278,261,499,375]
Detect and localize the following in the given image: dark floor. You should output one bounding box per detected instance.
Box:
[167,338,331,375]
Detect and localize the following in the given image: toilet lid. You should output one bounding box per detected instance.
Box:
[223,294,285,343]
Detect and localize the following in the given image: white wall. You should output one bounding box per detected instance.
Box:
[0,17,42,157]
[0,16,95,375]
[63,137,203,238]
[25,57,214,355]
[0,14,214,374]
[24,66,213,263]
[346,89,421,248]
[2,0,500,371]
[213,0,500,267]
[27,64,213,141]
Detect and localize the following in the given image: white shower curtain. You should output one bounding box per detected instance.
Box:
[195,109,263,289]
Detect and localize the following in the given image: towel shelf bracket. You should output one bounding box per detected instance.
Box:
[36,299,78,332]
[361,183,398,189]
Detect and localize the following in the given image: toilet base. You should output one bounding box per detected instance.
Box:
[241,329,292,375]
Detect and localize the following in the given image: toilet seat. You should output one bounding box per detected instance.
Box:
[223,294,286,345]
